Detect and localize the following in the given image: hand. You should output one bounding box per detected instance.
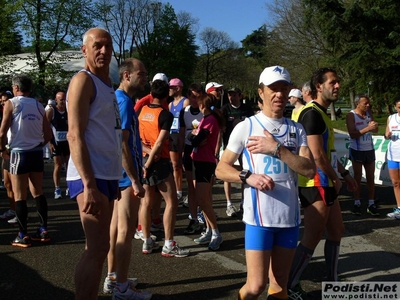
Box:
[247,130,278,155]
[344,175,357,192]
[246,173,275,191]
[1,150,9,159]
[49,143,56,153]
[333,179,343,195]
[82,187,108,216]
[132,181,145,198]
[368,121,378,131]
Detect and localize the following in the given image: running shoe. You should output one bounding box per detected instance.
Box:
[182,195,189,208]
[8,216,18,224]
[161,241,190,258]
[112,286,152,300]
[177,193,184,205]
[184,220,201,234]
[194,231,212,245]
[0,209,15,220]
[387,207,400,219]
[226,205,239,217]
[142,239,160,254]
[367,204,380,216]
[197,211,205,224]
[54,188,62,199]
[134,230,156,241]
[208,234,223,251]
[351,204,362,215]
[288,282,308,300]
[150,222,164,232]
[11,232,31,248]
[31,227,51,242]
[103,277,138,294]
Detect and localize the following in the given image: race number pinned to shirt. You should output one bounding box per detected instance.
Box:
[55,131,68,142]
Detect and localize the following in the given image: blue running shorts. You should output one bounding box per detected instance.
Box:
[245,223,299,251]
[67,178,119,202]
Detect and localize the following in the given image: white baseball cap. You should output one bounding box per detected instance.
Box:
[289,89,302,98]
[259,66,291,86]
[152,73,168,83]
[205,82,223,93]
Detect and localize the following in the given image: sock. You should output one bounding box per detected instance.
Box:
[268,287,288,299]
[227,200,232,207]
[368,199,375,206]
[211,228,220,236]
[107,272,117,280]
[324,239,340,281]
[116,281,129,293]
[55,186,60,190]
[177,191,182,198]
[145,237,152,244]
[15,200,28,234]
[238,289,244,300]
[354,200,361,206]
[164,239,173,248]
[137,224,142,231]
[288,243,314,289]
[35,195,48,228]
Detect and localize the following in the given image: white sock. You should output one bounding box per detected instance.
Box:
[164,239,173,248]
[107,272,116,279]
[227,200,232,207]
[211,228,220,236]
[177,191,182,198]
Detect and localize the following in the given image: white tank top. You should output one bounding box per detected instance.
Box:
[9,96,45,151]
[349,110,373,151]
[66,70,122,181]
[227,113,308,227]
[387,113,400,162]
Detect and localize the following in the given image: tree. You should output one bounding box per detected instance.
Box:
[95,0,157,66]
[195,27,239,84]
[16,0,95,87]
[301,0,400,113]
[136,3,198,85]
[0,0,23,55]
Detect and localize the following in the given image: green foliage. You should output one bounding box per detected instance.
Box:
[14,0,95,86]
[136,3,198,86]
[0,0,23,55]
[301,0,400,112]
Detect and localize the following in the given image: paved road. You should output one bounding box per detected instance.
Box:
[0,162,399,300]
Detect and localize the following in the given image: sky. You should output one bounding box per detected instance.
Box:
[164,0,273,44]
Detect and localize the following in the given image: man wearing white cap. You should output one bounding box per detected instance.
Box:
[168,78,189,202]
[134,73,169,113]
[216,66,315,299]
[205,82,223,106]
[288,88,305,121]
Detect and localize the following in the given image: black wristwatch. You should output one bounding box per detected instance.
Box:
[340,170,350,178]
[239,169,252,184]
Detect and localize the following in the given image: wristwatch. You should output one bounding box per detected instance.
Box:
[239,169,252,184]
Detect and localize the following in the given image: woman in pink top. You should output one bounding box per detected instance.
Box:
[190,94,225,251]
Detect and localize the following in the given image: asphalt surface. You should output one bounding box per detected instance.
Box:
[0,162,399,300]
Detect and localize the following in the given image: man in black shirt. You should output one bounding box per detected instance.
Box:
[221,88,254,217]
